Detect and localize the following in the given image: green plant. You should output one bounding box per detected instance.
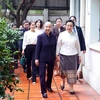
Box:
[0,18,23,100]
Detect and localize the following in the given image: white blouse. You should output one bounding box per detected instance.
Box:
[35,28,44,35]
[56,30,80,56]
[22,30,39,51]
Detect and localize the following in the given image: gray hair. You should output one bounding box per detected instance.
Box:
[44,21,52,27]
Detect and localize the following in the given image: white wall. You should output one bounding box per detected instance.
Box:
[83,44,100,94]
[26,15,68,24]
[83,0,100,94]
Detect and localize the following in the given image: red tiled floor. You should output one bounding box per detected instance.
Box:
[11,65,100,100]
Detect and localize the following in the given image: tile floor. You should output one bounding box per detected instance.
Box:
[9,65,100,100]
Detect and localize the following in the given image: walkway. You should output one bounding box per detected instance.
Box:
[13,65,100,100]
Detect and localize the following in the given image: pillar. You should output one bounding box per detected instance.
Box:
[43,8,48,22]
[75,0,80,26]
[70,0,75,16]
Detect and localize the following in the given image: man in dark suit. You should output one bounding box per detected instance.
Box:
[69,16,86,78]
[35,22,56,98]
[19,20,29,73]
[52,18,65,76]
[52,18,66,40]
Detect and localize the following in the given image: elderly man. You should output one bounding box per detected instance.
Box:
[35,22,56,98]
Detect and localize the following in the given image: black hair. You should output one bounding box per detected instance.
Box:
[65,20,75,27]
[55,18,62,22]
[29,21,35,25]
[22,20,29,25]
[69,16,76,20]
[35,19,43,28]
[12,23,16,27]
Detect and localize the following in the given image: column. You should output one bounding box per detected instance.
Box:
[80,0,86,33]
[80,0,86,66]
[85,0,99,72]
[85,0,99,44]
[70,0,75,16]
[75,0,80,26]
[43,8,48,22]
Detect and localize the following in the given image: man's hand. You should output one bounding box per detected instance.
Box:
[35,59,39,66]
[83,50,86,54]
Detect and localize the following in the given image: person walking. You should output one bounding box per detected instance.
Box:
[56,20,81,95]
[22,22,38,83]
[35,22,56,98]
[69,16,86,78]
[35,19,44,77]
[19,20,29,73]
[52,18,65,76]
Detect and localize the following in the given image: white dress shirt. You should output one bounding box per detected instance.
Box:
[22,30,39,51]
[56,30,80,56]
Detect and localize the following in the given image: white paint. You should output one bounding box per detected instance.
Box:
[83,0,100,95]
[70,0,75,16]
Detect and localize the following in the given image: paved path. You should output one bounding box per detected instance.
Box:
[13,65,100,100]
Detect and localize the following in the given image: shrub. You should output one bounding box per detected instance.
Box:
[0,18,23,100]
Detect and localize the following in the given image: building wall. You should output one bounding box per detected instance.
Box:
[26,10,69,24]
[82,0,100,95]
[71,0,100,95]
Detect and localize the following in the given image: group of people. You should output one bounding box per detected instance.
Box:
[13,16,86,98]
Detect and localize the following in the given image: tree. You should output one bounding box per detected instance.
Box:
[1,0,36,27]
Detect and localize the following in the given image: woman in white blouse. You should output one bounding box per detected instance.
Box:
[22,22,38,83]
[56,20,81,95]
[35,19,44,76]
[35,19,44,35]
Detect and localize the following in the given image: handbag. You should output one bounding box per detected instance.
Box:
[20,55,26,67]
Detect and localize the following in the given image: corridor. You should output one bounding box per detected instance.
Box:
[12,65,100,100]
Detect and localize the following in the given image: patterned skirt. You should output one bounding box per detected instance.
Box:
[59,54,78,84]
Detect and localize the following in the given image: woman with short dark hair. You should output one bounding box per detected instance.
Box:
[56,20,81,95]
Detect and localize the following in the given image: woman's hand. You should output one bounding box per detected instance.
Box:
[78,56,81,64]
[56,55,60,62]
[35,59,39,66]
[22,51,24,55]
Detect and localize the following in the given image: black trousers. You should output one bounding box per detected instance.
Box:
[39,61,54,94]
[25,45,37,82]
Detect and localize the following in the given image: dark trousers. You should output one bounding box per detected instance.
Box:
[25,45,37,82]
[77,64,79,70]
[39,61,54,94]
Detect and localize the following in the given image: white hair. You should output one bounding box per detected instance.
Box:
[44,21,52,27]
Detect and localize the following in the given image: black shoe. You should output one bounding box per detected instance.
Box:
[70,92,75,95]
[60,85,65,90]
[42,93,48,98]
[47,88,53,92]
